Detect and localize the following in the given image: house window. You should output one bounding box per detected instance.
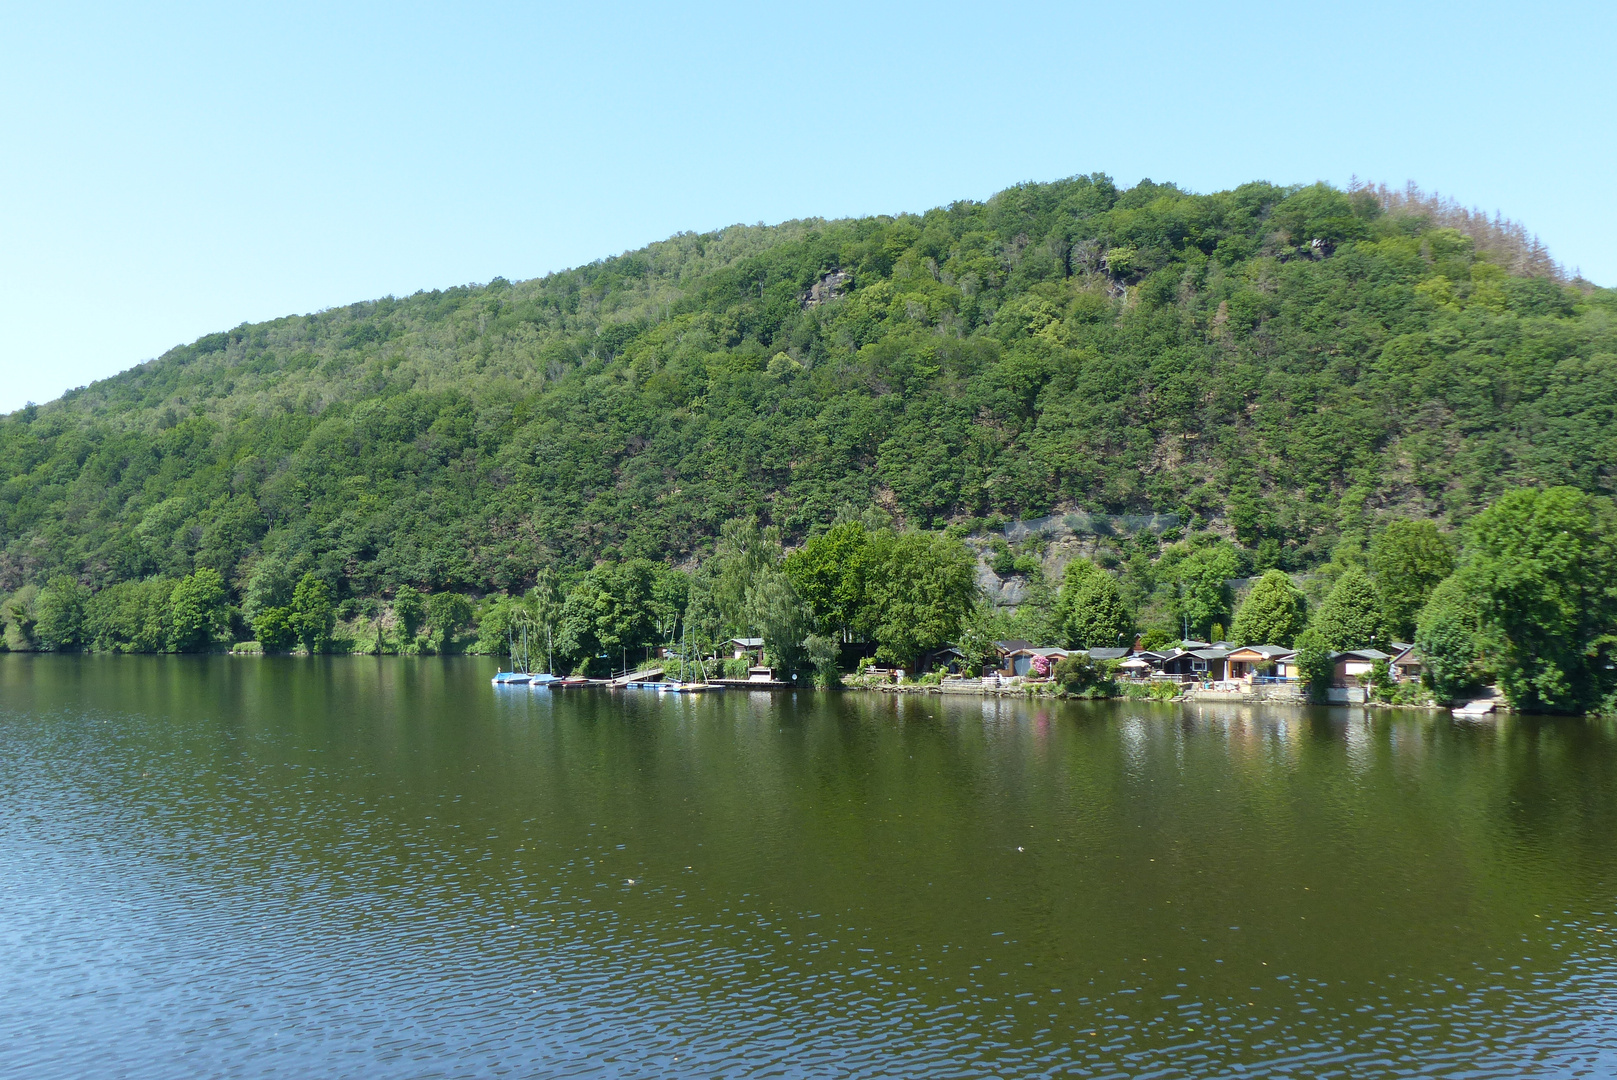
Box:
[1191,660,1207,672]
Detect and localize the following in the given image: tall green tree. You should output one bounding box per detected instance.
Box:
[748,568,813,679]
[1370,520,1454,640]
[290,573,335,653]
[554,560,673,671]
[85,579,174,653]
[1170,544,1240,639]
[1310,568,1386,650]
[1459,486,1617,714]
[255,607,298,653]
[1293,626,1335,701]
[682,571,724,664]
[1414,576,1481,704]
[2,585,40,650]
[168,568,229,653]
[864,530,980,671]
[427,591,474,652]
[1053,560,1132,649]
[804,633,841,687]
[393,585,426,641]
[711,516,782,636]
[784,521,873,639]
[33,576,88,651]
[1230,570,1307,646]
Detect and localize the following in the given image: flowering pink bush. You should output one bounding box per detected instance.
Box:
[1030,654,1051,678]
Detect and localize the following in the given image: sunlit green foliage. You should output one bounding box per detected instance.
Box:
[1293,627,1335,700]
[168,568,229,652]
[34,575,89,650]
[863,530,980,669]
[426,591,474,652]
[1310,568,1387,650]
[1052,653,1117,696]
[1052,559,1133,648]
[84,578,175,652]
[1457,486,1617,714]
[1414,576,1482,703]
[393,585,426,640]
[1370,520,1454,641]
[1230,569,1307,646]
[290,573,335,654]
[1162,542,1242,639]
[1,175,1609,617]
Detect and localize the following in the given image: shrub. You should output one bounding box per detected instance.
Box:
[1052,654,1117,696]
[255,607,298,653]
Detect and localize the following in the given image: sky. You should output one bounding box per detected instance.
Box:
[2,0,1613,413]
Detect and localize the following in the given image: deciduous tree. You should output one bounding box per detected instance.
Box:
[1230,570,1307,646]
[1414,576,1480,703]
[1459,486,1617,714]
[1370,520,1454,640]
[1311,569,1386,650]
[168,568,229,653]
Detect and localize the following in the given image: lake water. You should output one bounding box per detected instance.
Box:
[3,655,1616,1078]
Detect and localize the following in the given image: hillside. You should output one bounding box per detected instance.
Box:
[2,175,1614,609]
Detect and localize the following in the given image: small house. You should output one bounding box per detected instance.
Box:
[920,645,972,674]
[728,637,765,663]
[1157,646,1232,681]
[1277,648,1393,686]
[1390,644,1422,683]
[1001,646,1070,677]
[1224,645,1295,681]
[1334,648,1392,683]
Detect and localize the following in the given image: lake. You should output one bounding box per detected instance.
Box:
[2,655,1615,1078]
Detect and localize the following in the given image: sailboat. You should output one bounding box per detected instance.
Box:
[527,622,560,687]
[661,625,714,692]
[494,624,543,685]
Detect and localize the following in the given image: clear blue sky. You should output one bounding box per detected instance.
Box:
[2,1,1612,413]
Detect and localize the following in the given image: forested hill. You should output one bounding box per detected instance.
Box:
[2,176,1613,601]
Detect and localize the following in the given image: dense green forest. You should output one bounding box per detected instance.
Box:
[2,174,1614,702]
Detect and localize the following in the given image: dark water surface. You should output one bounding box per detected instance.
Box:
[3,655,1616,1078]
